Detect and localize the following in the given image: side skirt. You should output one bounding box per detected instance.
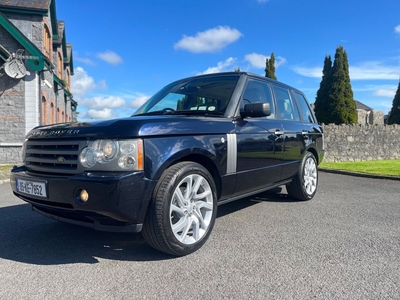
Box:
[217,179,292,206]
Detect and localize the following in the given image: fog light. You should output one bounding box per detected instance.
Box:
[80,189,89,202]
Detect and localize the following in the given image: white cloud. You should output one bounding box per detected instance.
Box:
[80,96,126,109]
[245,52,287,69]
[97,50,123,65]
[395,25,400,34]
[87,108,113,120]
[350,62,399,80]
[131,95,151,109]
[245,53,266,68]
[71,67,97,96]
[174,26,242,53]
[373,88,396,98]
[292,62,400,80]
[200,57,237,74]
[292,66,323,78]
[74,56,96,66]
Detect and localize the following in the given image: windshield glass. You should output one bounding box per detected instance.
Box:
[133,75,239,116]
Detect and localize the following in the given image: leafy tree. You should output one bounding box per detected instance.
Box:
[234,67,241,72]
[314,55,333,124]
[314,46,357,124]
[72,110,79,123]
[265,52,277,80]
[387,79,400,125]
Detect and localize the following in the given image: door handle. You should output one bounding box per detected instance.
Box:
[301,131,308,135]
[274,130,284,136]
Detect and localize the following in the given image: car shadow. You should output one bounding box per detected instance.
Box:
[250,186,306,203]
[0,204,172,265]
[0,189,300,265]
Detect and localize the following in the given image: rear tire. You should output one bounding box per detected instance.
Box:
[286,152,318,201]
[142,162,217,256]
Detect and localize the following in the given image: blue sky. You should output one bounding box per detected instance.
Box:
[56,0,400,121]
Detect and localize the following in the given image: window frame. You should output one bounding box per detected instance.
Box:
[271,84,301,121]
[241,78,276,119]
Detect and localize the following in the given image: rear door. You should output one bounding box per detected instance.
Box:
[272,84,306,179]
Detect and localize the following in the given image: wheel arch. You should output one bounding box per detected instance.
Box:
[175,153,222,200]
[306,146,319,165]
[153,152,223,201]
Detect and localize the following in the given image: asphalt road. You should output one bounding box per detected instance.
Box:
[0,172,399,299]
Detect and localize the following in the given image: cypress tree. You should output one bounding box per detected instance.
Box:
[315,46,357,124]
[265,52,277,80]
[328,46,357,124]
[314,55,333,124]
[387,79,400,125]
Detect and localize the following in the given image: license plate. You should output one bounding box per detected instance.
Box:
[16,178,47,198]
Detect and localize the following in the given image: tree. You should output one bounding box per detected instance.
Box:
[234,67,241,72]
[265,52,277,80]
[314,46,357,124]
[314,55,333,124]
[387,79,400,125]
[72,110,79,122]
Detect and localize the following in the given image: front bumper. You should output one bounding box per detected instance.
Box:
[10,166,156,232]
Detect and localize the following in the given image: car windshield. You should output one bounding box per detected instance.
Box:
[133,75,239,117]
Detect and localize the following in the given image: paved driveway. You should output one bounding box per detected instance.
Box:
[0,172,399,299]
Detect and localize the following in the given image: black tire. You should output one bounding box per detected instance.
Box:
[142,162,217,256]
[286,152,318,201]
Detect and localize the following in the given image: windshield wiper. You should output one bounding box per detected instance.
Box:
[134,109,175,116]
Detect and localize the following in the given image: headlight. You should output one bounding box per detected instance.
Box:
[79,139,143,171]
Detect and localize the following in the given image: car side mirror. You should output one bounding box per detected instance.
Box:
[241,102,271,118]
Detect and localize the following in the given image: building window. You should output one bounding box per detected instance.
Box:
[57,106,61,123]
[57,52,63,79]
[66,69,70,90]
[43,24,52,59]
[50,102,55,124]
[41,96,47,125]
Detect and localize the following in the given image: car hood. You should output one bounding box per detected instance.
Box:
[26,116,235,139]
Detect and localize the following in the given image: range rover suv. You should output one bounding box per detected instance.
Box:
[10,72,324,256]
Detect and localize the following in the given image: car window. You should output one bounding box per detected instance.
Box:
[133,76,238,116]
[272,85,300,121]
[294,92,315,123]
[242,79,275,119]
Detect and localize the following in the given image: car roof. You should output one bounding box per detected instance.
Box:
[169,72,305,95]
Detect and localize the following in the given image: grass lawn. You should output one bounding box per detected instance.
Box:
[319,160,400,177]
[0,164,13,173]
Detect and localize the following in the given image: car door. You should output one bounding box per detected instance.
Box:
[233,79,285,196]
[272,84,306,179]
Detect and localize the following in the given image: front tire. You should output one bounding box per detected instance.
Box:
[142,162,217,256]
[286,152,318,201]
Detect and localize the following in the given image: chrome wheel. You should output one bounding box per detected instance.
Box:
[303,156,317,196]
[142,162,217,256]
[170,174,214,245]
[286,152,318,201]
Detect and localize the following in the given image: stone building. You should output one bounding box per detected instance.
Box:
[0,0,76,164]
[356,100,384,125]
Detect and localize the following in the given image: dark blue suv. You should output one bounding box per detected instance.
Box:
[10,72,324,256]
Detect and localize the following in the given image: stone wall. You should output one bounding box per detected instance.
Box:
[322,124,400,162]
[0,145,22,165]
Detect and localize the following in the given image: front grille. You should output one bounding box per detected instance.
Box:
[25,139,86,175]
